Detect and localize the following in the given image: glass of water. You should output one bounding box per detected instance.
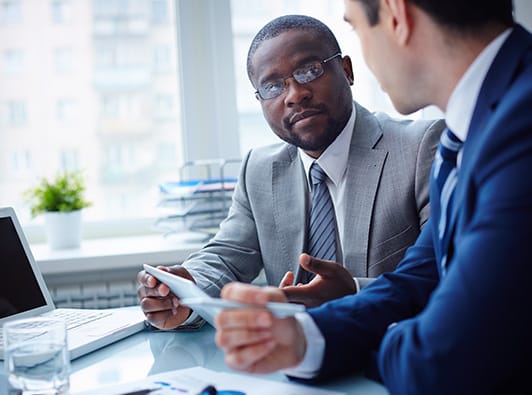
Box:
[3,317,70,394]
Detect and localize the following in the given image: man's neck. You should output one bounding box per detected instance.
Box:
[436,24,510,112]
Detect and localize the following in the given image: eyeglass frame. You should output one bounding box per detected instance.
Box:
[254,52,342,101]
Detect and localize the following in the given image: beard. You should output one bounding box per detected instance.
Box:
[280,105,347,151]
[284,120,342,151]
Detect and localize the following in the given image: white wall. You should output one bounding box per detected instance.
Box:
[515,0,532,30]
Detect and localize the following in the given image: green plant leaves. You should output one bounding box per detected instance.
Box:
[24,171,92,217]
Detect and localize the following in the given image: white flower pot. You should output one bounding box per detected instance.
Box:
[44,210,83,250]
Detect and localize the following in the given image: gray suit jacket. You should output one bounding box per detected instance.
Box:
[183,102,444,295]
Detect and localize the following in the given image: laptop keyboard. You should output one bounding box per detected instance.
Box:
[52,309,113,330]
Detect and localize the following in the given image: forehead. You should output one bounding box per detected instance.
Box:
[251,30,331,81]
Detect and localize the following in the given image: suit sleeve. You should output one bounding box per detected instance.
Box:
[181,150,264,297]
[378,87,532,395]
[307,224,439,380]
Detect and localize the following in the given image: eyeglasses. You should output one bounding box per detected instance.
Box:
[254,52,342,101]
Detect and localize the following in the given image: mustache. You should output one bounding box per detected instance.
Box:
[283,103,328,129]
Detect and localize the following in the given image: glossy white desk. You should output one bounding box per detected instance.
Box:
[1,323,389,394]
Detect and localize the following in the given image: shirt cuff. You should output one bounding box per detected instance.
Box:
[181,310,200,326]
[353,277,360,293]
[281,312,325,378]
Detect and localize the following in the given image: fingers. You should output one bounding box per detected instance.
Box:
[136,265,195,330]
[215,310,305,374]
[216,309,273,331]
[224,338,277,373]
[299,253,340,278]
[279,271,294,287]
[221,282,271,305]
[140,296,190,329]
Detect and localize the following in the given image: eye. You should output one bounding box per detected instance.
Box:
[294,63,322,84]
[261,80,284,94]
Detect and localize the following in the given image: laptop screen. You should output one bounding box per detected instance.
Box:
[0,216,48,319]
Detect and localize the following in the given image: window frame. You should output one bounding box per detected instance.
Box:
[23,0,240,243]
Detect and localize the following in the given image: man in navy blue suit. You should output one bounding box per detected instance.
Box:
[214,0,532,394]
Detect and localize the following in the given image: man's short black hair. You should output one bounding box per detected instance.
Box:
[247,15,342,81]
[354,0,514,30]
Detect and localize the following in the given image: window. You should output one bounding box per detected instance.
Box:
[152,45,171,72]
[154,94,174,120]
[60,148,79,170]
[56,98,78,122]
[0,0,21,24]
[151,0,167,24]
[7,150,32,176]
[3,49,23,73]
[51,0,72,24]
[0,0,449,240]
[4,100,27,126]
[0,0,181,227]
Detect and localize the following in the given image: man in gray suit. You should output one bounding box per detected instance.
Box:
[137,15,444,329]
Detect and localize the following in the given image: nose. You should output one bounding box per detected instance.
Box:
[283,77,311,105]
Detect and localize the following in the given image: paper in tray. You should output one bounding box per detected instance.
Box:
[159,178,237,197]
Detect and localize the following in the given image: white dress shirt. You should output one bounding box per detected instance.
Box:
[286,28,513,378]
[298,102,356,265]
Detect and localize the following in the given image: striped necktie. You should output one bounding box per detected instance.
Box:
[432,128,463,274]
[307,163,337,263]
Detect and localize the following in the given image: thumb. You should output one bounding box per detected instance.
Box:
[279,271,294,288]
[300,253,337,278]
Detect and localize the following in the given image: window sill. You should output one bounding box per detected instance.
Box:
[30,233,206,275]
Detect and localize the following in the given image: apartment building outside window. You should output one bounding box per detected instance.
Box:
[0,0,181,228]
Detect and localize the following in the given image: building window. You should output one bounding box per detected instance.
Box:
[152,45,171,72]
[51,0,72,24]
[0,0,181,225]
[8,149,32,176]
[0,0,21,24]
[3,49,23,73]
[56,98,78,122]
[4,100,27,126]
[151,0,167,24]
[60,148,79,170]
[154,94,174,120]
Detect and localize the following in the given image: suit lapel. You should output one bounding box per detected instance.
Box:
[271,145,308,274]
[445,26,531,266]
[343,103,388,276]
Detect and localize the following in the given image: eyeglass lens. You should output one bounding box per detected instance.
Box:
[256,53,340,100]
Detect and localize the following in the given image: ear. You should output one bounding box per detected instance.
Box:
[341,55,355,86]
[383,0,411,45]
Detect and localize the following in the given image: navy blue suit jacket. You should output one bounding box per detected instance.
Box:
[308,25,532,395]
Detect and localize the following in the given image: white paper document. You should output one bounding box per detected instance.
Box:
[71,366,346,395]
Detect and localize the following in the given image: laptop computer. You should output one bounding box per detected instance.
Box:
[0,206,147,360]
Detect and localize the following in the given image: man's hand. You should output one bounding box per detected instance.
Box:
[215,282,306,373]
[136,265,194,330]
[280,253,357,308]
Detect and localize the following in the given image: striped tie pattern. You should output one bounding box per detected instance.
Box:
[307,163,337,262]
[432,128,463,274]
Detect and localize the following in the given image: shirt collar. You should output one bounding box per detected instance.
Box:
[445,28,512,142]
[299,103,355,186]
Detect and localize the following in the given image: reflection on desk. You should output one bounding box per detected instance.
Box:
[0,324,389,394]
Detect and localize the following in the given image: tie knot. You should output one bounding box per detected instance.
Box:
[439,128,463,162]
[310,163,327,185]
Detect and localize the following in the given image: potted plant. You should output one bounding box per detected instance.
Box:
[24,170,92,250]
